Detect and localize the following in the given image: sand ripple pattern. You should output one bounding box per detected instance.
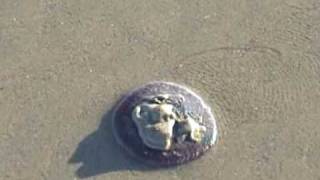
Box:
[167,47,295,137]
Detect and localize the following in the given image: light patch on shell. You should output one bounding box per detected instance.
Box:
[185,116,206,143]
[132,94,207,151]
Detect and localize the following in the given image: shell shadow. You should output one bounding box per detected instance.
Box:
[68,101,150,178]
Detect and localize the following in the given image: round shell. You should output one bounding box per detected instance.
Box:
[112,81,218,167]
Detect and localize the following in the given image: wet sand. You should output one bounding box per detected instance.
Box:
[0,0,320,179]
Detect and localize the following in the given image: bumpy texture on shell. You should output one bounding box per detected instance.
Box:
[112,81,218,166]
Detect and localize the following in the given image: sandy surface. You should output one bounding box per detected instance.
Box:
[1,0,320,179]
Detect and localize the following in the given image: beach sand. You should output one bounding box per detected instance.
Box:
[0,0,319,179]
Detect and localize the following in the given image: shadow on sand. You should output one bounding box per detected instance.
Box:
[68,104,149,178]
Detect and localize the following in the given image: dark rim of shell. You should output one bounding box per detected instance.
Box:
[112,81,218,167]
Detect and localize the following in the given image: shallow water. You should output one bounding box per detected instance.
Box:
[0,0,320,180]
